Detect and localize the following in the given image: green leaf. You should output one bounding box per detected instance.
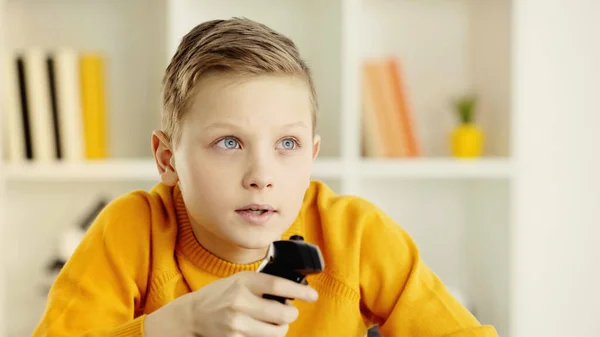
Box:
[454,94,477,124]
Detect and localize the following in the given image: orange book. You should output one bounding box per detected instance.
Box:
[388,57,419,157]
[79,52,108,159]
[377,58,407,157]
[362,61,392,157]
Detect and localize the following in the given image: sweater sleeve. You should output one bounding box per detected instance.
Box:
[31,193,152,337]
[358,207,499,337]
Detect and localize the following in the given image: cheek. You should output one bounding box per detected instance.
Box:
[279,152,313,175]
[177,151,237,200]
[278,158,312,195]
[179,159,238,223]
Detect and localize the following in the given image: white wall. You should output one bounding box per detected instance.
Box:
[511,1,600,336]
[468,0,512,157]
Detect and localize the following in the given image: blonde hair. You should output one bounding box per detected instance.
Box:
[161,17,318,146]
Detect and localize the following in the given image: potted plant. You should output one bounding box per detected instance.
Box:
[450,94,484,158]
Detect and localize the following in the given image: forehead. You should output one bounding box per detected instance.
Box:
[185,74,312,127]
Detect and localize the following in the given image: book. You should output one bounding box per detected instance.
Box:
[361,56,419,158]
[55,49,85,161]
[2,53,27,162]
[1,48,108,162]
[80,52,108,160]
[22,48,56,161]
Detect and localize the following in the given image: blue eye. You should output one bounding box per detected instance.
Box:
[216,137,241,149]
[277,138,298,150]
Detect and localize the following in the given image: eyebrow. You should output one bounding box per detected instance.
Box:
[203,121,308,130]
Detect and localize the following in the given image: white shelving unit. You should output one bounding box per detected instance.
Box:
[1,157,345,182]
[2,157,512,182]
[3,1,600,337]
[0,0,512,336]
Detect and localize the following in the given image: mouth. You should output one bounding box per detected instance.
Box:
[236,204,276,214]
[235,204,277,225]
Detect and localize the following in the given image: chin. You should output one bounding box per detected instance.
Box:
[227,226,283,250]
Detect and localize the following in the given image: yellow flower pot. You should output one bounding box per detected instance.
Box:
[451,123,484,158]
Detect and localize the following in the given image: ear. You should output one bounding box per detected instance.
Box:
[311,134,321,161]
[151,130,178,186]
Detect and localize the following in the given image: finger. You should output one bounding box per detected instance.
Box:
[243,272,319,303]
[230,284,299,325]
[227,312,289,337]
[251,295,300,325]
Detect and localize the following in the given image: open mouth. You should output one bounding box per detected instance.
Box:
[235,204,277,224]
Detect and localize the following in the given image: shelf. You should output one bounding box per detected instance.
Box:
[359,157,513,179]
[1,157,513,182]
[1,157,345,182]
[2,159,159,182]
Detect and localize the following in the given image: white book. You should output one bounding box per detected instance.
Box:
[54,49,84,162]
[2,52,26,162]
[22,48,56,162]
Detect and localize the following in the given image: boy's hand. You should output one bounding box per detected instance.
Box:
[144,271,319,337]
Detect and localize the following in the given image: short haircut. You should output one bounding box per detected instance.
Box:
[161,17,318,146]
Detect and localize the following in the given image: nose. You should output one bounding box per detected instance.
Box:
[242,153,274,190]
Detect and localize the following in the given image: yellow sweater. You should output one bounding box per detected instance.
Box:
[32,181,498,337]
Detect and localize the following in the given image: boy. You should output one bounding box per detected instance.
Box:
[32,18,498,337]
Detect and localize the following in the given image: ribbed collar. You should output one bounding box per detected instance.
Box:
[173,184,305,277]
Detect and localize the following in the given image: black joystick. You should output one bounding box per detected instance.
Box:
[257,235,324,303]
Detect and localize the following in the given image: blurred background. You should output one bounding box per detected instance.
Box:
[1,0,599,336]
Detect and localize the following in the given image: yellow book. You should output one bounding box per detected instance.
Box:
[79,52,107,159]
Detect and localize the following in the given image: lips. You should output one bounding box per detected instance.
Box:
[246,209,269,215]
[236,204,277,225]
[237,204,275,212]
